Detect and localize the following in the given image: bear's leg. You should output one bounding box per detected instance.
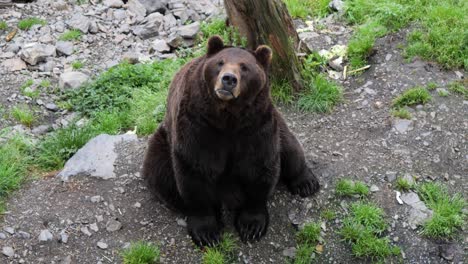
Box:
[278,117,320,197]
[173,153,223,247]
[142,125,185,213]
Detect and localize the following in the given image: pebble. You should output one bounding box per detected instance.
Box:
[106,219,122,232]
[90,195,103,203]
[38,229,53,241]
[0,232,6,239]
[45,103,58,111]
[81,226,92,237]
[17,231,31,239]
[282,247,296,258]
[370,185,380,192]
[90,223,99,232]
[60,231,69,243]
[4,227,15,235]
[176,218,187,227]
[133,202,142,208]
[97,241,108,249]
[2,246,14,258]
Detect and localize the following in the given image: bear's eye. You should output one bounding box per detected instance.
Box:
[217,61,224,67]
[240,64,249,72]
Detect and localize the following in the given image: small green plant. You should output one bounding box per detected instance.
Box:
[297,222,321,245]
[284,0,331,19]
[294,244,315,264]
[426,82,438,91]
[71,61,84,70]
[10,105,36,128]
[202,233,238,264]
[437,89,449,97]
[340,202,400,260]
[448,81,468,99]
[39,79,51,89]
[199,19,246,47]
[0,21,7,31]
[391,108,411,119]
[321,209,336,221]
[121,241,160,264]
[395,177,412,192]
[18,17,46,30]
[59,29,82,41]
[347,20,387,69]
[417,182,466,238]
[19,80,40,99]
[335,179,369,197]
[392,87,431,108]
[297,74,342,113]
[202,249,225,264]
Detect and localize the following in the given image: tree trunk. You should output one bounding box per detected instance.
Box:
[224,0,308,92]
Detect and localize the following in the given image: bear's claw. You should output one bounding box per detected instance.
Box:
[289,172,320,198]
[187,215,222,247]
[235,210,269,242]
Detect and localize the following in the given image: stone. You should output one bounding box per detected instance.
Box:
[386,171,397,182]
[20,43,56,65]
[59,72,90,90]
[163,13,177,30]
[81,226,92,237]
[58,134,138,181]
[127,0,147,21]
[61,256,72,264]
[370,185,380,192]
[177,21,200,39]
[401,192,433,229]
[38,229,53,241]
[104,0,124,8]
[90,223,99,232]
[393,119,412,134]
[139,0,167,15]
[166,34,183,48]
[328,0,344,12]
[67,13,91,33]
[106,219,122,232]
[132,12,164,39]
[1,58,27,71]
[122,52,140,64]
[45,103,59,112]
[402,173,415,185]
[32,125,51,135]
[90,195,103,203]
[282,247,296,258]
[133,202,141,208]
[176,218,187,227]
[4,227,15,235]
[59,231,69,243]
[152,39,171,53]
[172,8,189,24]
[17,231,31,239]
[56,41,74,56]
[2,247,14,258]
[97,241,108,249]
[0,233,6,239]
[439,244,455,261]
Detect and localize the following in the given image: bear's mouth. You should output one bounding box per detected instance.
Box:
[215,89,235,101]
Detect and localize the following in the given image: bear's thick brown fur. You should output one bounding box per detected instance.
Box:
[142,36,319,247]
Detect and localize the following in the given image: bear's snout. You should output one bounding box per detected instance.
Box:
[221,73,238,90]
[215,70,240,101]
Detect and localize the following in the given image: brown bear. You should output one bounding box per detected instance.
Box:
[142,35,319,247]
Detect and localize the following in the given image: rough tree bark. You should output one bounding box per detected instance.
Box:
[224,0,309,92]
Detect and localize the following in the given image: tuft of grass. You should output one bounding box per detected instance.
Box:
[202,233,238,264]
[347,20,387,69]
[395,177,412,192]
[59,29,82,41]
[417,182,466,238]
[199,18,246,48]
[202,249,225,264]
[18,17,46,30]
[321,209,336,221]
[391,108,411,119]
[297,222,321,245]
[11,105,36,128]
[340,202,400,260]
[39,79,51,89]
[284,0,331,19]
[71,61,84,70]
[121,241,160,264]
[392,87,431,108]
[448,81,468,99]
[294,244,315,264]
[426,82,438,91]
[335,179,369,198]
[297,74,342,113]
[0,132,32,213]
[437,89,449,97]
[0,21,7,31]
[20,79,40,99]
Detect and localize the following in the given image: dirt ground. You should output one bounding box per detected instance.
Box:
[1,27,467,263]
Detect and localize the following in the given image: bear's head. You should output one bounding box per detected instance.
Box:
[203,36,272,101]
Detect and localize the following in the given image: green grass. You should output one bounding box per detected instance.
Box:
[0,132,32,213]
[202,233,238,264]
[347,20,387,68]
[199,18,246,48]
[71,61,84,70]
[19,79,40,99]
[426,82,438,91]
[340,202,400,261]
[417,182,466,238]
[292,222,321,264]
[39,79,51,89]
[10,105,36,128]
[59,29,82,41]
[437,89,449,97]
[395,177,412,192]
[335,179,369,198]
[283,0,331,19]
[297,74,342,113]
[294,244,315,264]
[18,17,46,30]
[345,0,468,70]
[121,241,160,264]
[321,209,336,221]
[391,108,411,119]
[0,21,7,31]
[448,81,468,99]
[392,86,431,108]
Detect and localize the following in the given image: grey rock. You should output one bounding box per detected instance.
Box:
[152,39,171,53]
[166,34,183,48]
[20,43,56,65]
[401,192,433,229]
[45,103,59,112]
[176,218,187,227]
[177,21,200,39]
[402,173,415,185]
[106,219,122,232]
[59,231,69,243]
[439,244,455,261]
[385,54,392,61]
[122,52,140,64]
[81,226,92,237]
[61,256,72,264]
[127,0,147,21]
[2,247,14,258]
[89,21,99,34]
[32,125,51,135]
[67,13,91,33]
[90,223,99,232]
[393,118,412,134]
[163,13,177,30]
[104,0,124,8]
[0,51,15,59]
[5,43,20,53]
[59,72,90,90]
[113,9,127,20]
[56,41,74,56]
[0,233,6,239]
[17,231,31,239]
[370,185,380,192]
[386,171,397,182]
[38,229,53,241]
[4,227,15,235]
[133,202,142,208]
[172,8,189,24]
[58,134,138,181]
[132,12,164,39]
[97,241,108,249]
[139,0,167,15]
[282,247,296,258]
[91,195,103,203]
[1,58,27,71]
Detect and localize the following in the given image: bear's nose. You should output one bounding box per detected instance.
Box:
[221,73,237,90]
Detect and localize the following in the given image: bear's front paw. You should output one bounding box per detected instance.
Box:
[235,209,269,242]
[187,215,222,247]
[289,170,320,197]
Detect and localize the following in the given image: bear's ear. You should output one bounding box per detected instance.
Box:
[207,35,224,55]
[255,45,273,68]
